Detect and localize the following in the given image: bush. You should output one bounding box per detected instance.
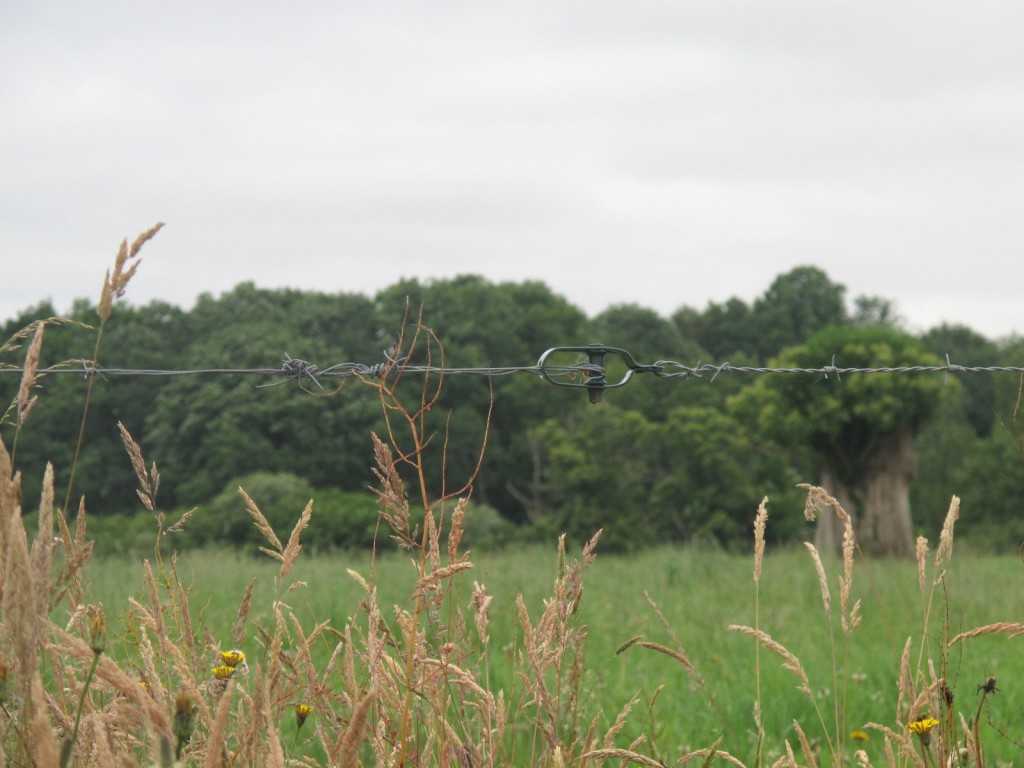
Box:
[184,471,318,549]
[304,487,381,551]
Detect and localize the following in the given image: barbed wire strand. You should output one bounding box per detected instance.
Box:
[2,352,1024,390]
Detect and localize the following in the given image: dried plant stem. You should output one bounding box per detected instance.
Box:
[61,651,100,768]
[61,325,103,514]
[62,223,163,514]
[752,497,768,768]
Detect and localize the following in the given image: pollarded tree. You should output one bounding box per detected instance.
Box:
[732,326,946,556]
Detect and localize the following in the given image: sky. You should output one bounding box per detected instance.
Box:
[3,1,1023,341]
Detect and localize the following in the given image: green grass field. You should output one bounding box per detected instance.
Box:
[79,541,1024,765]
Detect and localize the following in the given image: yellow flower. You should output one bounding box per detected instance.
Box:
[908,717,939,735]
[295,703,313,728]
[211,665,235,680]
[850,730,869,741]
[908,717,940,747]
[220,649,246,668]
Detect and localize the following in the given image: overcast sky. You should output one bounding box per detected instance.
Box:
[3,1,1023,342]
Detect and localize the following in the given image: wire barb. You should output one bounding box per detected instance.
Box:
[257,355,323,390]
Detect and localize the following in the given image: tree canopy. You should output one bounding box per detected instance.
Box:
[2,268,1021,554]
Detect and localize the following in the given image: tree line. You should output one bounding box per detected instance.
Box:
[3,267,1023,554]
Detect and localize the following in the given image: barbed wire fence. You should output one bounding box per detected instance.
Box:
[3,343,1024,403]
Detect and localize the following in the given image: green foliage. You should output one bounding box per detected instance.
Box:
[750,266,848,360]
[588,303,722,417]
[142,285,384,506]
[919,323,999,437]
[530,405,800,551]
[6,267,1024,553]
[944,428,1024,551]
[80,544,1024,767]
[674,297,756,361]
[732,325,946,487]
[531,406,658,551]
[372,275,589,518]
[301,487,383,552]
[191,470,319,549]
[647,406,804,544]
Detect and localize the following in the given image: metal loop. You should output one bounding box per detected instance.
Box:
[537,344,664,403]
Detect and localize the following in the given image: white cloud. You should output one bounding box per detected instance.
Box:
[2,0,1023,342]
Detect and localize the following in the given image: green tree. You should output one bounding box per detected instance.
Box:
[732,326,945,556]
[851,295,905,329]
[529,404,801,551]
[372,275,589,520]
[674,297,756,361]
[588,304,714,418]
[919,323,997,436]
[750,266,848,361]
[530,406,660,551]
[1,300,188,513]
[647,406,803,544]
[144,284,383,506]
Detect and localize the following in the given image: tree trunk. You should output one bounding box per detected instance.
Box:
[813,428,917,557]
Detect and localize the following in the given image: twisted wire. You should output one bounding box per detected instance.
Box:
[3,355,1023,386]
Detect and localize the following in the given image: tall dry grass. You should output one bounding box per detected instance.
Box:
[1,224,1020,767]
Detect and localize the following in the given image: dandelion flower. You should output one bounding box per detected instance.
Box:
[908,717,939,735]
[850,730,869,741]
[908,717,940,747]
[211,665,235,680]
[220,649,245,667]
[295,703,313,728]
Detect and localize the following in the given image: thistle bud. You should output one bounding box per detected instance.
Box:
[88,605,106,656]
[173,691,197,756]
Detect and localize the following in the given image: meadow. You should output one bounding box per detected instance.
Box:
[75,527,1024,766]
[5,226,1024,767]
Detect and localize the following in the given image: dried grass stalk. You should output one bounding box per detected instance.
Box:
[677,744,747,767]
[804,542,831,616]
[239,487,282,554]
[581,748,664,766]
[623,639,698,678]
[31,463,56,613]
[335,690,377,768]
[371,433,411,548]
[448,497,468,561]
[29,674,61,766]
[232,577,257,648]
[753,496,768,584]
[415,561,474,596]
[934,495,960,573]
[204,679,235,768]
[280,499,313,581]
[793,719,817,768]
[729,625,811,695]
[469,580,492,646]
[100,222,164,321]
[16,321,44,425]
[915,536,928,594]
[117,421,159,511]
[896,636,912,720]
[949,622,1024,645]
[781,740,799,768]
